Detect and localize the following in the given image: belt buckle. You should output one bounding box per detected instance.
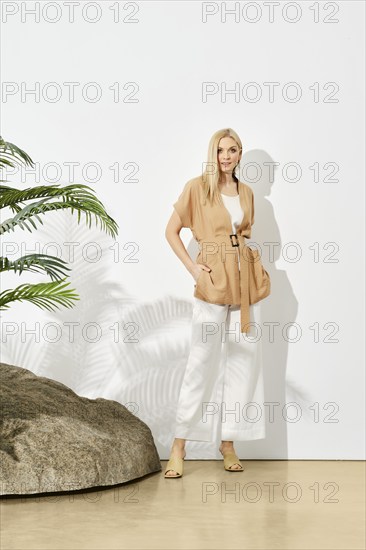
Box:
[230,233,239,247]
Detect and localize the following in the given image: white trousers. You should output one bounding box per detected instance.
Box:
[174,297,266,442]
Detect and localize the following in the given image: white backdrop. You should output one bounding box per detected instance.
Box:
[1,0,364,460]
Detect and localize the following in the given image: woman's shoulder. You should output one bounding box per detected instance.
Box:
[186,175,204,188]
[180,175,205,196]
[238,180,254,195]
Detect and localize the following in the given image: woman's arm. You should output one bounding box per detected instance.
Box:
[165,210,209,281]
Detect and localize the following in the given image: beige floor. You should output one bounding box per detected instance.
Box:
[1,460,365,550]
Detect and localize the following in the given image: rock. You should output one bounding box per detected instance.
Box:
[0,363,161,495]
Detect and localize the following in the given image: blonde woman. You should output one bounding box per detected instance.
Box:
[164,128,266,478]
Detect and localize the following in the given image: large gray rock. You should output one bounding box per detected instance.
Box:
[0,362,161,495]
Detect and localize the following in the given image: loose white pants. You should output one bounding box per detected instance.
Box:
[174,297,266,442]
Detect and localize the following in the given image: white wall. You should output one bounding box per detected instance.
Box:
[1,0,364,459]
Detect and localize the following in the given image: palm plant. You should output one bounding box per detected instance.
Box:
[0,136,119,311]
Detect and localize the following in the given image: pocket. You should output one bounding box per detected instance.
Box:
[253,255,268,288]
[194,268,214,287]
[194,268,215,304]
[248,248,271,304]
[194,269,203,288]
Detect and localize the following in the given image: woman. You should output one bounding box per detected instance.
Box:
[164,128,266,478]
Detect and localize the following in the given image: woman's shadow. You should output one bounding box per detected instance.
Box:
[237,148,303,460]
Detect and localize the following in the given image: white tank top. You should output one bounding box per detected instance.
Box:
[220,193,244,233]
[221,193,244,270]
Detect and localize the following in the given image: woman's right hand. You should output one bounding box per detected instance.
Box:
[192,263,212,283]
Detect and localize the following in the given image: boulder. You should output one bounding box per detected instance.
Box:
[0,362,161,495]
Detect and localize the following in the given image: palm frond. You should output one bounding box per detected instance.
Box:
[1,183,104,209]
[0,278,79,311]
[0,138,118,314]
[0,136,34,170]
[0,183,119,238]
[0,254,72,280]
[0,196,119,238]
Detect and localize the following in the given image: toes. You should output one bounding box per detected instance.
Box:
[228,463,242,470]
[165,468,181,476]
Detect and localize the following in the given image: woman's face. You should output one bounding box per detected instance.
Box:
[217,136,241,176]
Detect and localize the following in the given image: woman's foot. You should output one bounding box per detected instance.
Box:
[219,441,243,470]
[165,440,186,477]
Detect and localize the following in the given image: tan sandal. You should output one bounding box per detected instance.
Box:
[222,451,244,472]
[164,454,185,478]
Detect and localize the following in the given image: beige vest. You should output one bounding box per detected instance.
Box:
[173,175,259,333]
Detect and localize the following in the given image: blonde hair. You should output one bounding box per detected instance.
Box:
[201,128,242,205]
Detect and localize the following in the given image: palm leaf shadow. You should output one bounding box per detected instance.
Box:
[24,208,136,389]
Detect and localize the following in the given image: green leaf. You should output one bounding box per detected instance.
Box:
[0,254,72,280]
[0,136,34,171]
[0,278,80,312]
[0,184,119,239]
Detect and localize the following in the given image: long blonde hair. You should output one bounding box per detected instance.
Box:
[201,128,243,205]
